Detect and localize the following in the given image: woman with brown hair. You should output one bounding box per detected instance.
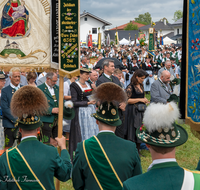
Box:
[124,69,149,155]
[26,72,37,87]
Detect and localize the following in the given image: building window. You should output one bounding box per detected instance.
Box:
[84,17,87,21]
[92,28,97,34]
[177,29,179,35]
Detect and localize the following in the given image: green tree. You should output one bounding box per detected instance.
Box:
[124,23,138,30]
[173,10,183,22]
[135,12,151,25]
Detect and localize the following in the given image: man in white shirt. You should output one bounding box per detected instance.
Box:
[123,102,200,190]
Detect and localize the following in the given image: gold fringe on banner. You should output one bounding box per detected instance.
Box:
[59,69,80,79]
[0,65,56,73]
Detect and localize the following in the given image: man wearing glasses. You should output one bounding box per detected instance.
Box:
[38,72,59,146]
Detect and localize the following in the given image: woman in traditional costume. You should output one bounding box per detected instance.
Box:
[142,55,155,93]
[69,68,99,160]
[1,0,29,37]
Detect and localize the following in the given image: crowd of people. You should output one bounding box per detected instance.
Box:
[0,43,200,190]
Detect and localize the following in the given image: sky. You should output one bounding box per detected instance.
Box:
[80,0,183,29]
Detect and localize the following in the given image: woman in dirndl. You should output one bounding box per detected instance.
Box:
[69,68,99,160]
[142,55,155,93]
[124,69,149,155]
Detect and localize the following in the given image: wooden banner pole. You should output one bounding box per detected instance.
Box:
[56,75,64,190]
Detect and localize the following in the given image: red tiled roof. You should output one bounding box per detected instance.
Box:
[110,21,145,30]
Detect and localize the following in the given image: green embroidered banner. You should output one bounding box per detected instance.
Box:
[148,28,154,51]
[59,0,80,78]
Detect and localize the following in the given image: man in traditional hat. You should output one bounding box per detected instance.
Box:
[1,67,22,151]
[38,72,59,146]
[123,102,200,190]
[0,86,72,190]
[72,83,142,190]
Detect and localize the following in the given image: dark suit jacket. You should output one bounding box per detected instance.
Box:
[0,137,71,190]
[38,83,59,123]
[1,85,21,128]
[72,132,142,190]
[96,74,121,87]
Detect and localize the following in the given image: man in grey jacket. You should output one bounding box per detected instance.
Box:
[157,60,174,78]
[150,70,172,104]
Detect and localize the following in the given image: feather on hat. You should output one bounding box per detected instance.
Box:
[143,102,180,133]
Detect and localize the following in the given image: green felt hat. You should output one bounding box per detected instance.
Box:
[63,101,75,120]
[136,123,188,147]
[136,102,188,147]
[91,82,127,126]
[171,78,181,86]
[0,71,6,79]
[16,116,43,130]
[167,94,179,103]
[92,102,122,126]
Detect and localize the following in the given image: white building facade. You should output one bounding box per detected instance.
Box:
[80,12,111,44]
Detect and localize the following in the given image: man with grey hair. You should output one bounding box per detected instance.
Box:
[158,60,174,78]
[89,70,98,86]
[150,70,172,104]
[38,72,59,146]
[4,67,28,87]
[81,56,88,68]
[1,67,23,151]
[96,59,126,139]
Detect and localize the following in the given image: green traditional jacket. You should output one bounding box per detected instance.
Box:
[72,132,142,190]
[123,162,200,190]
[38,83,59,123]
[0,137,72,190]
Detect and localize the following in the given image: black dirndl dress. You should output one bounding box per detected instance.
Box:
[124,84,145,143]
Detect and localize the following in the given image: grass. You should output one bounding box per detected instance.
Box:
[55,94,200,189]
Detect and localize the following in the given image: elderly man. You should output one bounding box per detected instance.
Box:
[150,70,172,104]
[89,70,98,85]
[158,60,174,78]
[38,72,59,146]
[81,56,88,68]
[1,67,22,151]
[123,102,200,190]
